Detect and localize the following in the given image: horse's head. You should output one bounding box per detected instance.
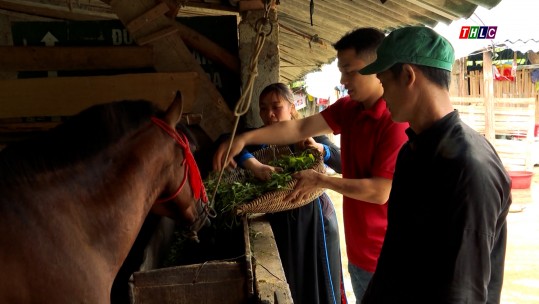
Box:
[149,92,214,242]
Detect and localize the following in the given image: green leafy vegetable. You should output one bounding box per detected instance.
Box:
[205,149,318,229]
[269,149,316,172]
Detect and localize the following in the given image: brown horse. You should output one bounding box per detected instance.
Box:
[0,93,211,303]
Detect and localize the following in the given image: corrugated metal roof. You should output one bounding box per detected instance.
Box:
[0,0,502,83]
[277,0,502,83]
[503,39,539,54]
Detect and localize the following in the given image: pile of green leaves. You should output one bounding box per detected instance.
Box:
[268,149,316,171]
[204,149,318,229]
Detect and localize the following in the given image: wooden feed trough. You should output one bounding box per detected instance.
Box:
[128,216,293,304]
[129,217,251,304]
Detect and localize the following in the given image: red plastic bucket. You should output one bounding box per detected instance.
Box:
[509,171,533,189]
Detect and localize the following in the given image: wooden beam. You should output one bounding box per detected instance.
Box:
[113,0,242,75]
[239,0,277,12]
[177,1,237,13]
[0,113,202,136]
[110,0,234,140]
[102,0,238,13]
[138,26,179,46]
[239,0,265,12]
[174,21,240,75]
[126,2,170,33]
[160,0,180,18]
[1,0,240,76]
[0,72,199,118]
[0,0,116,20]
[0,46,153,71]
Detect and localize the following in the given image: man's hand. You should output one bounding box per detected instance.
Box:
[212,135,247,171]
[284,169,322,203]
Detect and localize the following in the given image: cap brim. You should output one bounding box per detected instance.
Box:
[359,57,395,75]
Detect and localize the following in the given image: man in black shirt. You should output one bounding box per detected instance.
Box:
[359,26,512,303]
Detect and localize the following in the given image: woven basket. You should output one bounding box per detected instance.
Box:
[223,145,326,215]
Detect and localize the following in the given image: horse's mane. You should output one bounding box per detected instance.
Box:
[0,100,164,181]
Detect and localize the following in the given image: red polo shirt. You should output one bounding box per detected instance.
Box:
[321,96,408,272]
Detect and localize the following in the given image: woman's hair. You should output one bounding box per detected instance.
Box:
[259,82,301,120]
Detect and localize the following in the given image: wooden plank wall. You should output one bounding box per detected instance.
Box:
[451,97,536,171]
[0,72,202,148]
[0,72,199,118]
[0,7,238,142]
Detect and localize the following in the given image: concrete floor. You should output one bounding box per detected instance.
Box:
[329,166,539,303]
[502,166,539,304]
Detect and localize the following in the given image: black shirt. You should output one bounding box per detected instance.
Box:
[363,111,512,304]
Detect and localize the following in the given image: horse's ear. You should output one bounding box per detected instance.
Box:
[164,91,184,126]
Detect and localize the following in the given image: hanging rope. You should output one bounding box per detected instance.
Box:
[209,0,274,207]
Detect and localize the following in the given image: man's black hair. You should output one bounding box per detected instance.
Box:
[333,27,385,56]
[390,63,452,90]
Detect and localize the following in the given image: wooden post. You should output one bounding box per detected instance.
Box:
[460,57,467,97]
[483,51,495,142]
[451,57,467,97]
[513,51,518,97]
[238,7,279,128]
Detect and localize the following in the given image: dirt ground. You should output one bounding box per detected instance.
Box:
[329,166,539,303]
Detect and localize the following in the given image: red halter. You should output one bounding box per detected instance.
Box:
[150,117,208,204]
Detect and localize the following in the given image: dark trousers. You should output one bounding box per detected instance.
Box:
[269,192,343,304]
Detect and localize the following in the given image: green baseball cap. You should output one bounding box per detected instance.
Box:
[359,26,455,75]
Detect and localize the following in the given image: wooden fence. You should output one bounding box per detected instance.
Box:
[451,67,539,121]
[451,97,536,171]
[464,69,537,99]
[449,61,539,171]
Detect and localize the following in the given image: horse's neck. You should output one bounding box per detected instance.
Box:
[94,127,174,251]
[40,127,173,271]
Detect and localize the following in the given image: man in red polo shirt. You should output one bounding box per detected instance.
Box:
[213,28,408,303]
